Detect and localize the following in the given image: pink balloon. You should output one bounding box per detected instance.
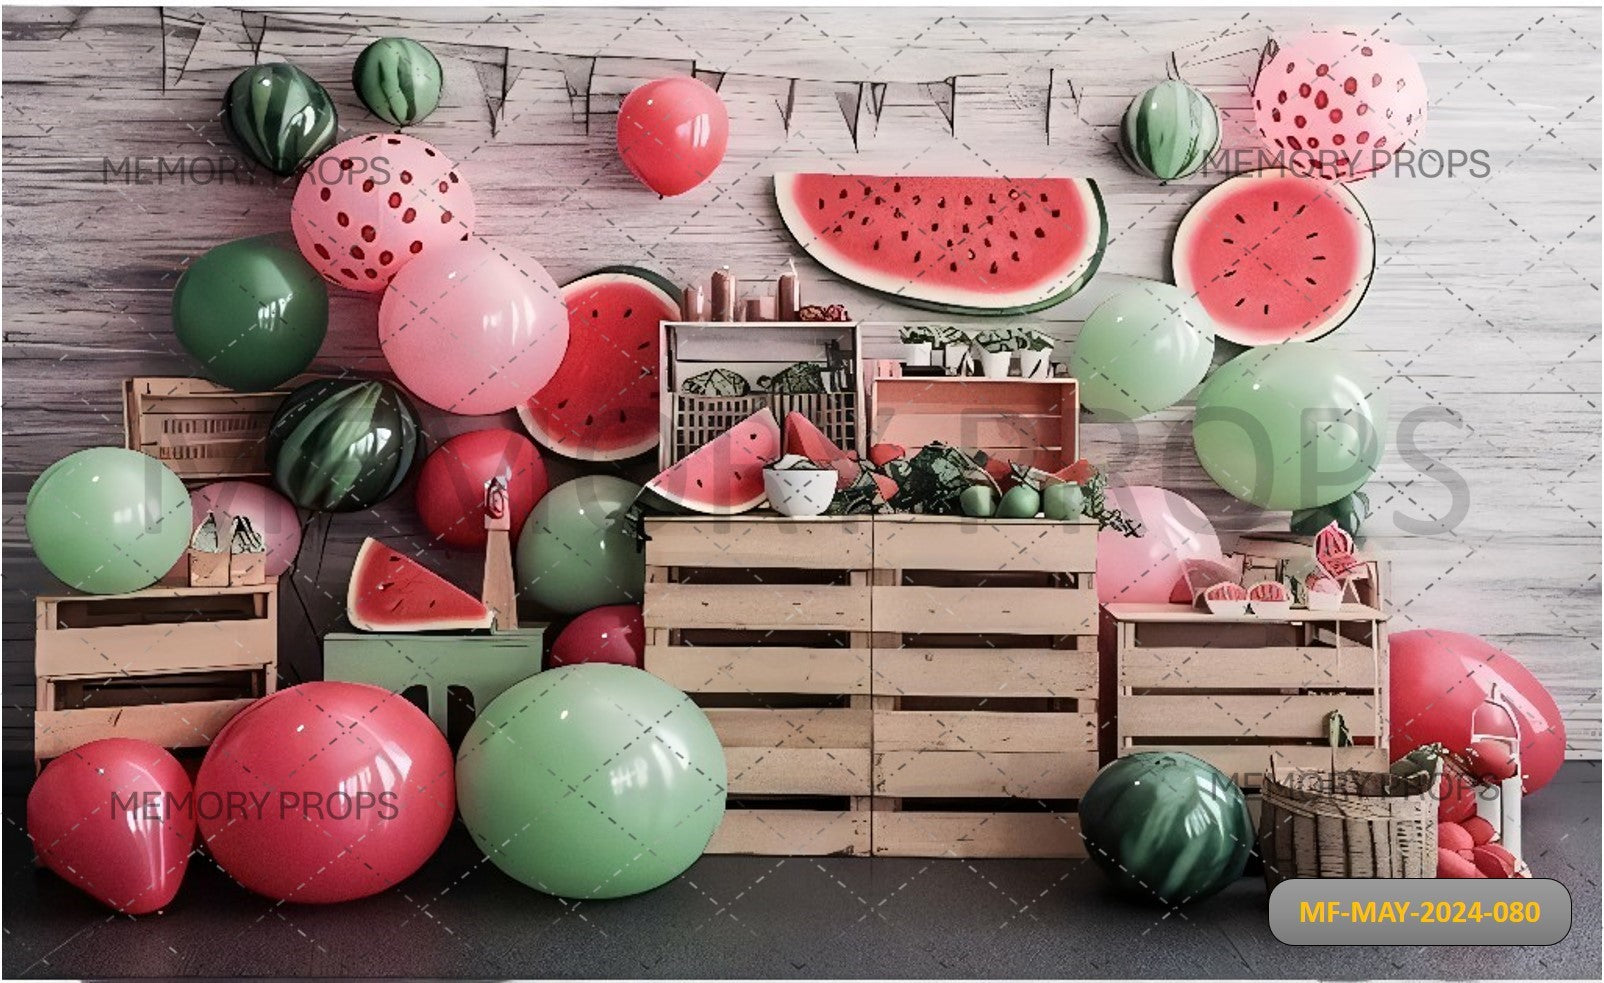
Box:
[190,480,302,576]
[28,739,196,914]
[1096,485,1222,604]
[1253,33,1428,181]
[617,76,730,197]
[291,133,475,292]
[549,604,645,669]
[379,239,569,415]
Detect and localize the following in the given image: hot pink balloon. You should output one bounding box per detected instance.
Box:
[548,604,645,669]
[1253,32,1428,181]
[190,480,302,576]
[28,738,196,914]
[1097,485,1222,605]
[291,133,475,292]
[379,239,569,415]
[617,76,730,197]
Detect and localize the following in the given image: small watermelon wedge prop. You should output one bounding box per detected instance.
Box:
[774,173,1107,315]
[518,266,680,462]
[783,411,861,490]
[645,408,780,515]
[347,538,494,632]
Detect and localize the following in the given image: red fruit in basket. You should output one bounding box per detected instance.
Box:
[868,443,906,467]
[1464,739,1519,783]
[1436,848,1481,879]
[1460,815,1496,846]
[1438,821,1473,853]
[1471,845,1516,878]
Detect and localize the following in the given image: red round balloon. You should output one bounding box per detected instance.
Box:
[548,604,644,669]
[416,428,549,549]
[195,682,455,904]
[616,77,729,197]
[28,738,195,914]
[1390,629,1566,794]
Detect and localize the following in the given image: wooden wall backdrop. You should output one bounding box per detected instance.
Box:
[3,6,1600,756]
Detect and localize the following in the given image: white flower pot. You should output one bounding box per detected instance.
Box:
[978,350,1013,378]
[903,341,933,366]
[1018,348,1052,379]
[764,466,836,517]
[938,344,971,375]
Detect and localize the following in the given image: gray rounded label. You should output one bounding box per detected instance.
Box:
[1269,879,1571,946]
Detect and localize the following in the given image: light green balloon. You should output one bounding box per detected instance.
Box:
[1193,344,1387,510]
[25,447,191,594]
[1072,281,1216,419]
[456,664,728,899]
[516,474,645,615]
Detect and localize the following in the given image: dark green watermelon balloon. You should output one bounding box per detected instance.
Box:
[1292,489,1370,538]
[223,62,337,176]
[268,379,419,512]
[352,38,443,127]
[172,235,327,391]
[1080,752,1252,906]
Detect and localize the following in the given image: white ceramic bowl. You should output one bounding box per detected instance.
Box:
[1204,598,1249,616]
[764,466,836,517]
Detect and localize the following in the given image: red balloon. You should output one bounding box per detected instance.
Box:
[617,77,729,197]
[195,682,455,904]
[549,604,645,669]
[28,739,195,914]
[416,428,549,549]
[1390,629,1566,794]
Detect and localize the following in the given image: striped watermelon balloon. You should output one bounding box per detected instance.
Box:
[267,379,420,512]
[1119,80,1220,181]
[353,37,444,127]
[223,63,338,176]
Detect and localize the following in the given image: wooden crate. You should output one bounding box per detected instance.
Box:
[34,580,279,765]
[869,372,1079,472]
[643,516,875,856]
[123,376,288,481]
[870,517,1099,858]
[1233,534,1390,612]
[1108,602,1390,794]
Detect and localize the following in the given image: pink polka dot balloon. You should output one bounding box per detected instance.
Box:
[291,133,475,292]
[1253,32,1427,181]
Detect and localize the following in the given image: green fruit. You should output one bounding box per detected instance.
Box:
[223,63,337,176]
[268,378,420,512]
[959,485,996,518]
[1043,482,1086,520]
[1120,80,1220,181]
[997,485,1042,519]
[353,37,444,127]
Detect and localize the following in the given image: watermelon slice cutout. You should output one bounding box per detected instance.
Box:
[1173,168,1374,345]
[775,173,1107,315]
[518,266,680,462]
[645,408,780,515]
[783,411,860,491]
[347,538,494,632]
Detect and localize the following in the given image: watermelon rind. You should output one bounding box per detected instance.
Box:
[346,537,494,632]
[517,265,680,463]
[644,408,780,515]
[774,173,1108,316]
[1171,168,1375,345]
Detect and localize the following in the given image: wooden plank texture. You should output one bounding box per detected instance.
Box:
[872,812,1084,859]
[873,709,1095,754]
[708,809,870,857]
[1119,646,1380,690]
[34,698,254,760]
[644,583,870,631]
[646,645,871,695]
[873,749,1097,798]
[644,517,874,569]
[873,518,1096,573]
[1118,694,1381,740]
[873,647,1097,699]
[872,585,1096,635]
[1119,744,1390,789]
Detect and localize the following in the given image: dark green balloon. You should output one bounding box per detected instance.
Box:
[353,37,443,127]
[1080,752,1252,906]
[1291,489,1370,537]
[172,236,328,391]
[267,378,419,512]
[223,62,338,176]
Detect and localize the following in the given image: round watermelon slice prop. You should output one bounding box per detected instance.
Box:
[1173,168,1374,345]
[645,408,780,515]
[518,266,680,462]
[774,173,1107,315]
[347,537,494,632]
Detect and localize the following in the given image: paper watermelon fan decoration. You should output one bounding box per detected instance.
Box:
[347,538,493,631]
[645,408,780,515]
[519,266,680,462]
[774,173,1107,315]
[1173,168,1374,345]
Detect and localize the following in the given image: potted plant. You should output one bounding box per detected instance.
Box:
[973,328,1017,378]
[899,325,936,366]
[929,325,971,375]
[1016,327,1055,379]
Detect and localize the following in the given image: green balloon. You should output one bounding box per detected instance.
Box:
[353,37,444,127]
[1193,344,1386,510]
[1120,80,1221,181]
[222,62,337,176]
[1080,752,1252,906]
[1072,281,1215,420]
[268,378,420,512]
[516,475,645,614]
[1292,488,1370,537]
[456,664,727,899]
[25,447,191,594]
[172,236,328,391]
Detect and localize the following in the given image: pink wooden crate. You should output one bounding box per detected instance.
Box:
[869,368,1079,472]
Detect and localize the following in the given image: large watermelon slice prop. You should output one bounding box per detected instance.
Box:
[347,538,494,632]
[1173,168,1374,345]
[518,266,680,462]
[644,408,780,515]
[774,173,1107,315]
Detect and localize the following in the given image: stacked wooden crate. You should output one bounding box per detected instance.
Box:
[122,376,287,481]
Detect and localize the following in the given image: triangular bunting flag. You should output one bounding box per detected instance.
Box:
[919,76,957,132]
[159,9,205,92]
[473,49,510,136]
[836,81,866,148]
[776,78,799,132]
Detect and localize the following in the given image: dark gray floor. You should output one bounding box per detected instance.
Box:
[3,762,1598,979]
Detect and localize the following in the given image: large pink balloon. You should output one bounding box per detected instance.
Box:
[190,480,302,576]
[379,239,569,415]
[291,133,475,291]
[28,738,195,914]
[617,76,730,197]
[1096,485,1222,604]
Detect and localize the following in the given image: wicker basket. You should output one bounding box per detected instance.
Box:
[1258,762,1439,885]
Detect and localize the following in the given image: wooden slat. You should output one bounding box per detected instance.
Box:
[644,583,869,631]
[873,710,1094,753]
[1106,602,1388,624]
[873,647,1096,699]
[34,698,253,760]
[871,585,1095,635]
[35,621,277,678]
[873,749,1097,798]
[1119,646,1380,690]
[708,809,869,856]
[646,645,870,695]
[707,707,870,749]
[644,517,873,569]
[724,747,872,796]
[1118,694,1380,740]
[872,811,1084,859]
[1118,744,1389,788]
[873,518,1095,573]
